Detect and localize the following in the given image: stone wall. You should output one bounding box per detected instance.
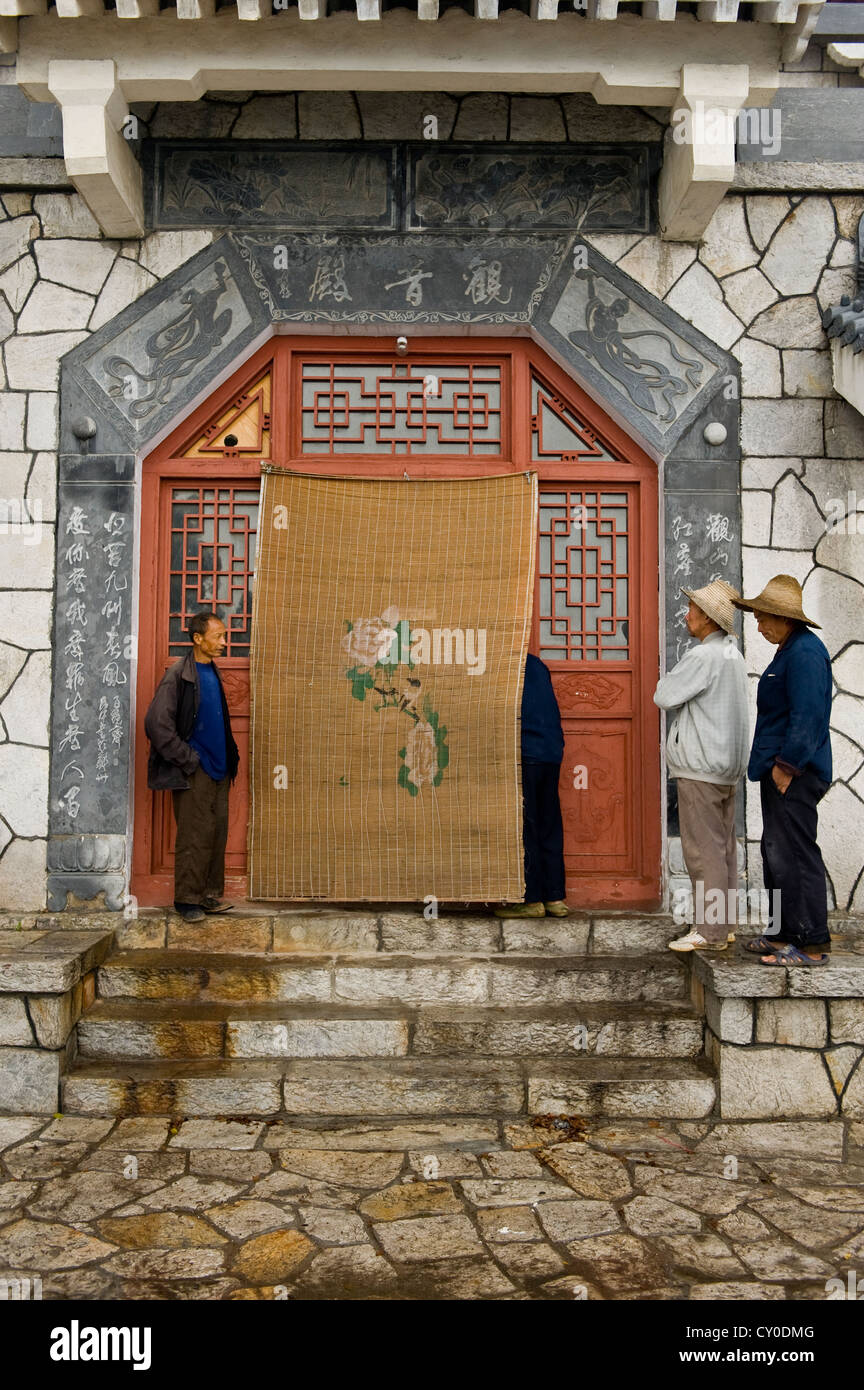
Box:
[0,92,863,913]
[0,191,215,907]
[692,951,864,1121]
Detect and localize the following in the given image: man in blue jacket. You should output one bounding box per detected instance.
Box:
[496,652,569,919]
[733,575,833,966]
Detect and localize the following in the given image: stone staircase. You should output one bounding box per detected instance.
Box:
[59,909,718,1122]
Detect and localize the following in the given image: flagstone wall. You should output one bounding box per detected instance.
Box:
[0,90,862,913]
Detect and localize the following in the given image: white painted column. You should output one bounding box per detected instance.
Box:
[46,58,145,238]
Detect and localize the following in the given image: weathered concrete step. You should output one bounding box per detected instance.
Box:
[60,1055,716,1119]
[76,999,704,1060]
[96,950,687,1006]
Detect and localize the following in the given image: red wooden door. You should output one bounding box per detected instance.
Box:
[131,349,270,905]
[132,338,660,908]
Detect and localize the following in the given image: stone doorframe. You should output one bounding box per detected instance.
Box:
[48,230,740,911]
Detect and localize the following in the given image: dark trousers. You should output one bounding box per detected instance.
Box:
[522,758,566,903]
[172,765,229,905]
[760,768,831,949]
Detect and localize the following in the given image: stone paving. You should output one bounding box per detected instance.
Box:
[1,1112,862,1301]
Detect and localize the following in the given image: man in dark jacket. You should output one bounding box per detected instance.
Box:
[144,610,239,922]
[496,652,569,919]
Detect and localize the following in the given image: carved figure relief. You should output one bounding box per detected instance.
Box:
[104,262,234,420]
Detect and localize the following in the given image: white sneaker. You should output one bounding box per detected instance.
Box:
[668,929,727,953]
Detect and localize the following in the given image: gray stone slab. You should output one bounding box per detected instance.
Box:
[0,88,63,158]
[226,1018,409,1059]
[0,955,81,993]
[0,996,34,1046]
[380,915,499,953]
[0,157,71,189]
[692,954,787,999]
[532,242,734,459]
[49,471,135,846]
[664,489,742,670]
[816,3,864,39]
[737,90,864,166]
[151,141,397,230]
[149,139,654,234]
[407,143,653,232]
[527,1062,716,1119]
[231,229,568,326]
[281,1060,523,1116]
[715,1042,838,1120]
[0,1048,62,1113]
[272,915,378,954]
[61,236,267,455]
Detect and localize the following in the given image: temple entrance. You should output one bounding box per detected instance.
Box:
[132,336,661,908]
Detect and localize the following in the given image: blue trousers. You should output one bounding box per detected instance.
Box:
[522,758,566,903]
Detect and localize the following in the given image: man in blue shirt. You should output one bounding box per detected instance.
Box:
[496,653,569,919]
[145,610,239,923]
[733,575,833,966]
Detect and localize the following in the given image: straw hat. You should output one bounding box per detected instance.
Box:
[732,574,820,629]
[680,579,740,635]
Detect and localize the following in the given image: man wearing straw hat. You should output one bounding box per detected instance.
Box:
[733,575,833,967]
[654,580,749,952]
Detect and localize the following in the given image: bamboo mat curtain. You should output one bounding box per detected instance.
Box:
[249,470,537,901]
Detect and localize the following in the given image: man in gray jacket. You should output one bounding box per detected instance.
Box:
[654,581,749,951]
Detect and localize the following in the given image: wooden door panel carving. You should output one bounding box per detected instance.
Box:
[560,728,630,865]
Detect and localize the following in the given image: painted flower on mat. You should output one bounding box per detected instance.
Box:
[340,605,449,795]
[403,720,438,790]
[341,605,400,668]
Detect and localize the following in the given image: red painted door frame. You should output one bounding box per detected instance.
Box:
[132,336,661,909]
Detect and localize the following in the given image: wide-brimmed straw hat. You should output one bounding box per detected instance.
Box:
[680,580,740,635]
[732,574,820,629]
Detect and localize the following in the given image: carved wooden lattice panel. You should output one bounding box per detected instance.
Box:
[182,371,272,460]
[299,359,503,455]
[537,489,630,662]
[532,377,620,465]
[168,486,259,657]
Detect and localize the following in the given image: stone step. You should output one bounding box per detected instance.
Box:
[95,950,688,1007]
[60,1054,716,1119]
[0,928,113,994]
[112,912,685,957]
[14,909,863,958]
[76,998,704,1061]
[29,909,693,956]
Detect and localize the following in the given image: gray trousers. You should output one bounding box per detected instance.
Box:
[677,778,738,943]
[172,765,229,905]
